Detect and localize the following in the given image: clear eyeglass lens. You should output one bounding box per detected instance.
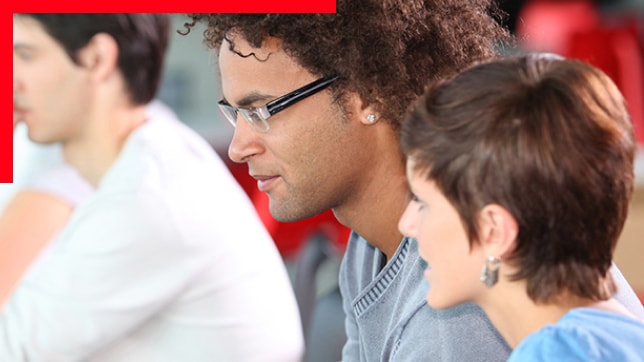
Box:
[218,104,238,127]
[240,109,270,132]
[218,103,270,132]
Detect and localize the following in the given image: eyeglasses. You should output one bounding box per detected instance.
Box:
[217,76,338,133]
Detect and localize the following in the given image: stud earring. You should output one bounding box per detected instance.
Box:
[366,114,376,123]
[480,256,501,288]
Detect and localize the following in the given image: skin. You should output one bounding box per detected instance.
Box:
[13,16,92,147]
[0,191,74,309]
[219,34,408,259]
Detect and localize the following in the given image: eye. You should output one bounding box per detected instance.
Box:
[410,194,425,211]
[14,49,33,62]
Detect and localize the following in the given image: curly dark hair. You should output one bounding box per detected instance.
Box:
[182,0,512,129]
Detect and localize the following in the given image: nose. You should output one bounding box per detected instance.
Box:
[227,115,263,164]
[398,201,418,238]
[13,66,23,127]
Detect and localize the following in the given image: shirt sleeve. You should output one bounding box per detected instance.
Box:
[24,163,93,207]
[0,190,208,361]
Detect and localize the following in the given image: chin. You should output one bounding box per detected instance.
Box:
[269,196,324,223]
[426,292,460,310]
[268,200,308,223]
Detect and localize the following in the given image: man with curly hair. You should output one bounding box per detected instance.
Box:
[184,1,644,360]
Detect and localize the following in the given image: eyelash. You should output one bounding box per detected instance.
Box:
[15,51,32,61]
[410,194,425,210]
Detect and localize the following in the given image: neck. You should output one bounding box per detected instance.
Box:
[333,122,408,261]
[63,102,147,187]
[479,281,619,348]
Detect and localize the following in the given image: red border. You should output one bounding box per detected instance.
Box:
[4,3,336,183]
[12,1,336,13]
[3,12,12,183]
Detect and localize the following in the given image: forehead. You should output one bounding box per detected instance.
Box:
[13,16,64,57]
[406,157,421,179]
[218,34,300,73]
[406,157,437,192]
[217,34,315,101]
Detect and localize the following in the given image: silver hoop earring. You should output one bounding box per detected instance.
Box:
[366,114,376,123]
[480,256,501,288]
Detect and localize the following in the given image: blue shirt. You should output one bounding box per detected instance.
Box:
[509,308,644,361]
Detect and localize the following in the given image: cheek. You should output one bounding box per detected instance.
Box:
[415,215,438,257]
[277,112,353,181]
[417,215,466,265]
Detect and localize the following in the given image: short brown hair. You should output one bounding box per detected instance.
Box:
[182,0,511,130]
[23,14,170,105]
[401,53,636,303]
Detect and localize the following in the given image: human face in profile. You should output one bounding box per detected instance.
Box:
[219,34,375,223]
[398,158,486,309]
[13,15,91,146]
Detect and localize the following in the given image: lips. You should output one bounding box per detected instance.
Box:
[13,95,29,110]
[13,108,27,125]
[252,174,279,192]
[13,99,28,123]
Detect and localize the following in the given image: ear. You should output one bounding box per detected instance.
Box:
[358,100,380,126]
[343,92,381,125]
[477,204,518,258]
[76,33,119,81]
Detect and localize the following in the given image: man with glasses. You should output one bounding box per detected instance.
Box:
[184,1,644,360]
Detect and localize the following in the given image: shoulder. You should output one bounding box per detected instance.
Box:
[65,188,178,244]
[511,309,644,362]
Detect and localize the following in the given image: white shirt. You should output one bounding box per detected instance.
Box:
[0,101,304,361]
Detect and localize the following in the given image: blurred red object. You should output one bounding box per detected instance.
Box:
[517,0,644,144]
[516,0,600,55]
[566,19,644,144]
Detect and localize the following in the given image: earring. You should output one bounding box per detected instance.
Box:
[480,256,501,288]
[366,114,376,123]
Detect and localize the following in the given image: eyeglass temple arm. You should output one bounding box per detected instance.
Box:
[266,76,339,115]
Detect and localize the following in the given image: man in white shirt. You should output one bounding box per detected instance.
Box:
[5,13,303,361]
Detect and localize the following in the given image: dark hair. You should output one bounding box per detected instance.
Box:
[401,53,636,303]
[23,13,170,105]
[182,0,512,130]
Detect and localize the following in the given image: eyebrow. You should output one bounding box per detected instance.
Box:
[13,43,35,51]
[226,92,275,108]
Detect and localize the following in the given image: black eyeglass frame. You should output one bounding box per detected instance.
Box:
[217,76,339,132]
